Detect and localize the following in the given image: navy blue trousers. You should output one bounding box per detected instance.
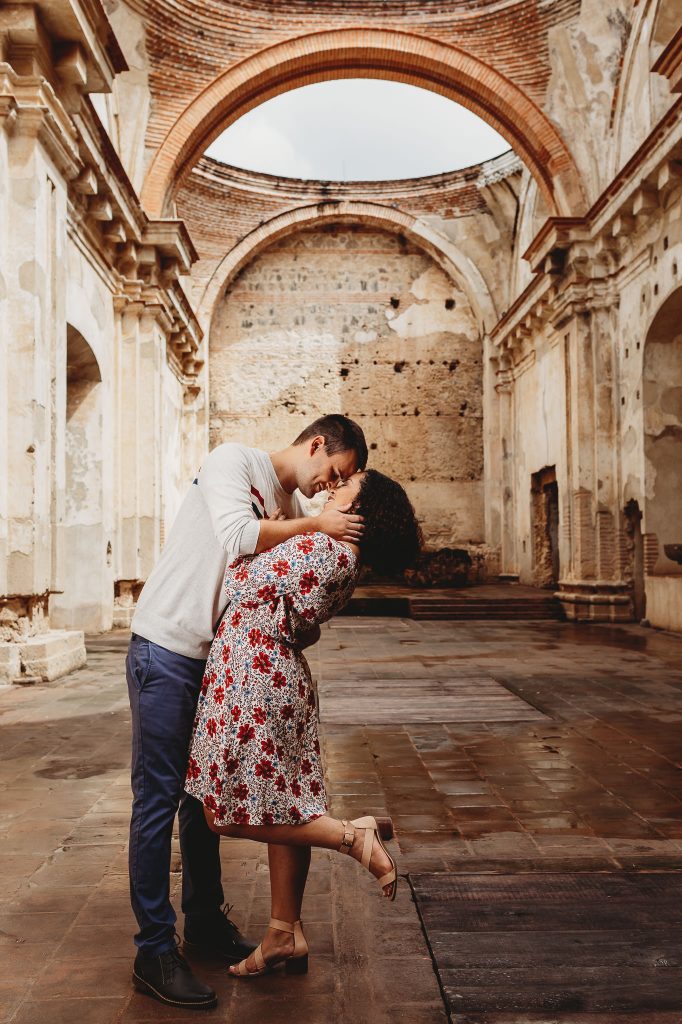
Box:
[126,634,224,956]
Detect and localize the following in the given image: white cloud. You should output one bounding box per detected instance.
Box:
[206,79,510,181]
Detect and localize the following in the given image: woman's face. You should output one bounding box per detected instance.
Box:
[323,471,364,511]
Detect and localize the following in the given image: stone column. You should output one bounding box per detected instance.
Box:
[482,341,502,578]
[0,91,85,680]
[0,95,16,679]
[112,302,163,627]
[558,300,631,621]
[495,355,518,579]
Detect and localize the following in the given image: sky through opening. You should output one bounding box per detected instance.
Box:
[205,79,511,181]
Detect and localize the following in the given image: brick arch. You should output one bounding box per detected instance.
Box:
[142,28,586,218]
[198,201,498,336]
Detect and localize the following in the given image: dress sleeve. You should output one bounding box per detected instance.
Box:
[224,532,356,641]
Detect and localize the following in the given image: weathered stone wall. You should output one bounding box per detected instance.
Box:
[0,1,205,680]
[210,224,484,549]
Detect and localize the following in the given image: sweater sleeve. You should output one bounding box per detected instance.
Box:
[196,444,261,562]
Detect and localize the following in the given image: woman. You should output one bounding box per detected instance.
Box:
[185,469,421,977]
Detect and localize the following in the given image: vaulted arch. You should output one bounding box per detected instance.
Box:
[142,28,586,218]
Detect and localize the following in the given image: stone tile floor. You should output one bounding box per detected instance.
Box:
[1,618,682,1023]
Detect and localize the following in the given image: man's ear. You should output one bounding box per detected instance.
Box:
[310,435,326,457]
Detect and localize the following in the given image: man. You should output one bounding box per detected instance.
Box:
[127,414,367,1009]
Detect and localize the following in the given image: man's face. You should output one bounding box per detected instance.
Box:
[297,436,359,499]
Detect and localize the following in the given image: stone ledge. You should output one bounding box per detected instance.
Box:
[556,584,633,623]
[0,630,86,685]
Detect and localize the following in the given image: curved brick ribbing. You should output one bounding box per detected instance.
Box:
[195,200,498,336]
[134,0,579,151]
[141,28,585,218]
[176,155,517,261]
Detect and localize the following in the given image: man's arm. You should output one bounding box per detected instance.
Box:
[255,505,363,553]
[199,444,363,560]
[198,445,262,561]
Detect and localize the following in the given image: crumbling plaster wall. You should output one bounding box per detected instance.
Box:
[50,241,116,632]
[210,224,485,550]
[508,339,568,584]
[97,0,152,194]
[0,116,9,609]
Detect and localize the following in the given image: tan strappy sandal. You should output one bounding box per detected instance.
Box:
[339,815,398,901]
[229,918,308,977]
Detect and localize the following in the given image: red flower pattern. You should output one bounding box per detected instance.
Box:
[252,651,272,673]
[237,723,255,745]
[255,759,275,780]
[299,570,319,595]
[184,533,357,824]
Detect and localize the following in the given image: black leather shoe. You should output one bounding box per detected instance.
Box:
[184,903,257,963]
[133,938,217,1009]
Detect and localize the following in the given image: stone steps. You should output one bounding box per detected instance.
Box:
[410,596,563,621]
[340,589,564,621]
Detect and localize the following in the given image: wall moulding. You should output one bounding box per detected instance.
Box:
[141,28,585,219]
[490,98,682,359]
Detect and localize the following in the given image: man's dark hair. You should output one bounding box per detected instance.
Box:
[293,415,368,470]
[351,469,422,576]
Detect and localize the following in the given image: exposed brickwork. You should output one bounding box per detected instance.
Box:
[210,224,484,548]
[176,156,495,262]
[139,24,586,216]
[133,0,580,151]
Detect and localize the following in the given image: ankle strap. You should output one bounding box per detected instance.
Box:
[339,820,354,855]
[269,918,295,933]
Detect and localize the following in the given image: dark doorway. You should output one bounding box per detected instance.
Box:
[531,467,560,588]
[624,499,646,622]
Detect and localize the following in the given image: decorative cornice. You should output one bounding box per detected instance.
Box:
[652,26,682,94]
[492,97,682,356]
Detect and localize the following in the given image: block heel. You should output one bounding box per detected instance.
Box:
[284,952,309,975]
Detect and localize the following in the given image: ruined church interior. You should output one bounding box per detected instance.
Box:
[1,4,679,1019]
[1,0,682,681]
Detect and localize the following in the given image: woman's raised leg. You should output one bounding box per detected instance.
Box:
[206,812,395,897]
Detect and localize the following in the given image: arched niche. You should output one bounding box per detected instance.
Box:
[643,287,682,576]
[51,327,110,631]
[209,219,486,550]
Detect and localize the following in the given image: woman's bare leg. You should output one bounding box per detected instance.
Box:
[235,845,311,974]
[205,812,393,892]
[269,843,310,922]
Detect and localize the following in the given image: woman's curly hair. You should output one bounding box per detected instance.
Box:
[351,469,422,576]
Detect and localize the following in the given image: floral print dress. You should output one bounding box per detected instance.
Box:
[185,532,359,825]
